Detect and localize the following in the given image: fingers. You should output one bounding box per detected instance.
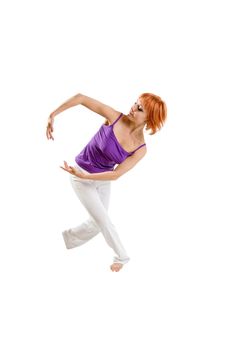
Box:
[46,129,54,140]
[46,126,53,140]
[60,161,73,174]
[61,161,68,171]
[60,166,70,173]
[64,161,70,171]
[60,162,81,177]
[46,118,54,140]
[48,131,54,140]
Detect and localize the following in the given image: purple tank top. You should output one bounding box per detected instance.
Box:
[75,113,146,173]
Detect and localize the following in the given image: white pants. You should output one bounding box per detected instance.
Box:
[62,164,130,264]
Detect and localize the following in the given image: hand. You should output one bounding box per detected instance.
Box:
[46,115,55,140]
[60,161,86,178]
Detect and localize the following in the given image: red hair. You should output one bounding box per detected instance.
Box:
[139,93,167,135]
[103,93,167,133]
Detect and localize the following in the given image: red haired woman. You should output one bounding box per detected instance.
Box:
[46,93,167,272]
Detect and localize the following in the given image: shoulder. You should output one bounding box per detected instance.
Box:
[121,114,130,126]
[107,112,124,126]
[133,144,147,158]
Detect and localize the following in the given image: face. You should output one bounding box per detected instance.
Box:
[128,98,147,124]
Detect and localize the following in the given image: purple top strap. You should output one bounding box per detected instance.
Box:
[111,113,123,126]
[132,143,146,153]
[112,113,146,153]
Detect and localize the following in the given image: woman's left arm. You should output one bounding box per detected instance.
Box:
[112,146,147,179]
[60,147,147,181]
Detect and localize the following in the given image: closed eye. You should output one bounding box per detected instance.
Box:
[135,102,143,112]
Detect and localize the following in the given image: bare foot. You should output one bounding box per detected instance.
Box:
[110,263,123,272]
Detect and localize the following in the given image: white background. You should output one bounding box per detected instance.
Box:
[0,0,231,349]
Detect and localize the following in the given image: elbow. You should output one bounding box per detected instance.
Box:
[75,92,82,98]
[74,93,83,104]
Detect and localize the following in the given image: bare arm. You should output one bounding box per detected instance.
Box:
[78,94,121,122]
[46,93,121,140]
[113,146,147,179]
[60,147,147,181]
[49,93,120,120]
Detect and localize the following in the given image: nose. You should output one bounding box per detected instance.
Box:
[132,102,137,112]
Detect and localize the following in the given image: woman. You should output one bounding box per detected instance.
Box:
[46,93,167,272]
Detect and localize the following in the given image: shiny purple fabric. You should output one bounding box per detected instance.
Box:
[75,113,146,173]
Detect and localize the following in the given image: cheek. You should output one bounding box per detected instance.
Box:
[141,115,147,124]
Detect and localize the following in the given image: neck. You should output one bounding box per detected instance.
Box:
[128,121,146,137]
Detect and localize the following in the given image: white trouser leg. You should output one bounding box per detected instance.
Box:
[62,218,101,249]
[62,173,110,248]
[65,165,130,264]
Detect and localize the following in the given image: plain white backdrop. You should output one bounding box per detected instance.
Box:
[0,0,231,349]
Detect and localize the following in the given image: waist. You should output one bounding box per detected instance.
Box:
[75,156,115,173]
[73,163,91,175]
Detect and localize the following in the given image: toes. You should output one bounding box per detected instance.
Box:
[110,263,123,272]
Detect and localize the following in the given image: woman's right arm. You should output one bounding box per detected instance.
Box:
[46,93,121,140]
